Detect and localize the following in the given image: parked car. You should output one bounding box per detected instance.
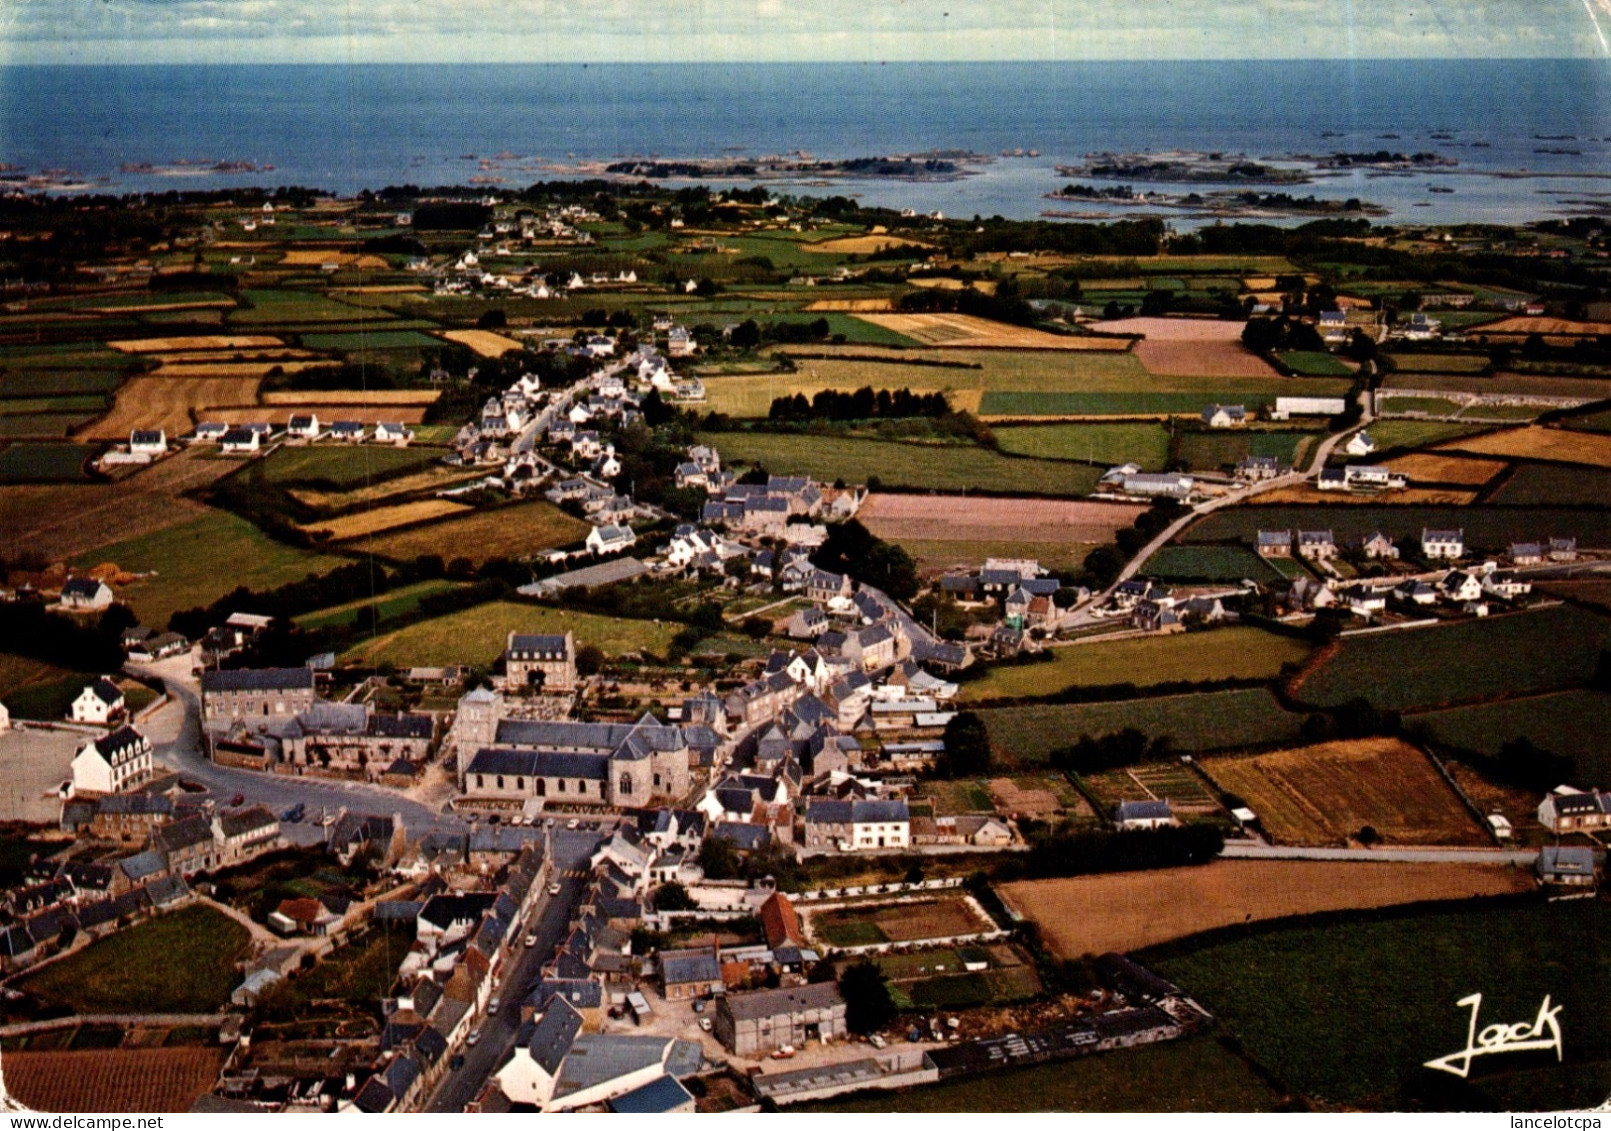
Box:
[524,933,538,948]
[229,793,245,807]
[868,1034,887,1049]
[450,1054,465,1071]
[699,1017,713,1032]
[488,997,501,1016]
[548,882,562,896]
[467,1029,482,1047]
[565,818,579,830]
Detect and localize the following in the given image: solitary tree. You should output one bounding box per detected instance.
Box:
[941,711,993,778]
[840,960,897,1034]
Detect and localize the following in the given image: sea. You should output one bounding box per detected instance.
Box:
[3,59,1610,227]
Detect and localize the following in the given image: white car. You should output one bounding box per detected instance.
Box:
[467,1029,482,1047]
[565,818,579,830]
[524,933,538,948]
[548,882,562,896]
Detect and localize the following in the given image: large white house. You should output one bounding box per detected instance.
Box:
[495,998,703,1112]
[69,678,124,724]
[71,726,153,795]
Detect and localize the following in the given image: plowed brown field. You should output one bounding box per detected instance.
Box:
[858,492,1146,543]
[4,1046,225,1112]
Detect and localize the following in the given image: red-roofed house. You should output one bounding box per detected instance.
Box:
[759,891,802,951]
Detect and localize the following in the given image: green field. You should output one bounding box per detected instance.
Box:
[300,330,442,351]
[341,600,681,667]
[796,1034,1285,1112]
[229,289,385,325]
[0,443,100,482]
[1149,900,1611,1110]
[1174,429,1319,470]
[1386,353,1492,375]
[1408,690,1611,781]
[960,627,1310,703]
[0,396,108,416]
[287,923,413,1008]
[1562,407,1611,434]
[696,431,1101,496]
[1380,396,1466,416]
[702,348,1336,419]
[1296,606,1610,712]
[1486,463,1611,508]
[981,391,1292,416]
[993,422,1171,469]
[1277,350,1354,377]
[258,444,443,487]
[0,413,94,438]
[21,905,249,1015]
[1185,505,1611,555]
[980,688,1306,764]
[1360,420,1493,452]
[74,509,346,628]
[0,652,98,721]
[293,579,466,630]
[1140,544,1288,583]
[0,371,124,398]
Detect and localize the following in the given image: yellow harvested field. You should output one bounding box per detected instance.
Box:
[907,277,998,295]
[1000,860,1532,958]
[1090,316,1245,341]
[853,313,1133,350]
[1436,425,1611,468]
[804,298,897,311]
[147,349,320,364]
[306,499,471,541]
[353,500,590,564]
[1381,452,1508,485]
[277,249,391,269]
[1247,485,1478,505]
[289,466,482,510]
[262,389,441,406]
[86,376,261,440]
[201,404,432,425]
[149,360,329,379]
[1476,316,1611,337]
[87,299,234,314]
[1204,737,1488,846]
[439,329,526,357]
[108,335,284,354]
[804,234,932,254]
[335,284,430,294]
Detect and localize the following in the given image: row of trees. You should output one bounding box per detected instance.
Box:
[767,387,953,423]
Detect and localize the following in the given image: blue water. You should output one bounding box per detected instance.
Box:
[3,60,1609,224]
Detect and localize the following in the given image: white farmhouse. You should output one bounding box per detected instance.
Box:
[71,725,153,795]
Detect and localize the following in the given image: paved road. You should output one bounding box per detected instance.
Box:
[1221,841,1538,865]
[424,828,603,1113]
[1066,391,1378,627]
[131,655,468,844]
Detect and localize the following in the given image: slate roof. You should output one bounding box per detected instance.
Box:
[609,1074,695,1113]
[529,997,585,1076]
[201,667,315,692]
[465,748,610,781]
[659,949,722,985]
